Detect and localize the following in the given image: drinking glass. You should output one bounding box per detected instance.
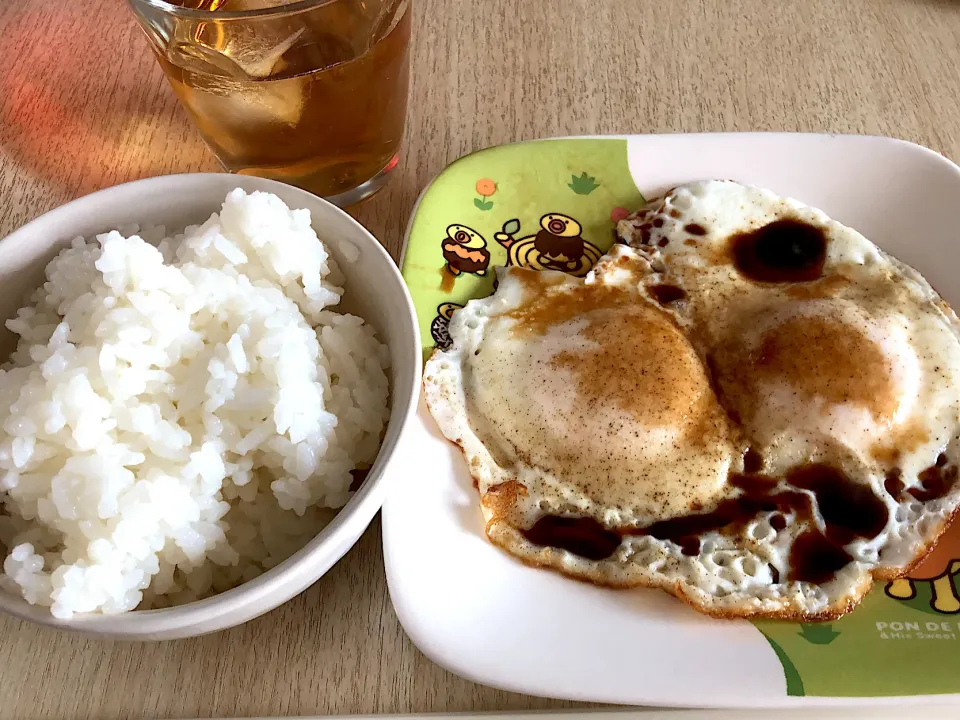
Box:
[127,0,411,206]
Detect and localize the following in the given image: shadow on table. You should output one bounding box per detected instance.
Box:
[0,0,214,202]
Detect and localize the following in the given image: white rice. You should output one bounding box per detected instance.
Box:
[0,189,390,618]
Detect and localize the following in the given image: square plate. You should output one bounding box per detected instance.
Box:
[385,134,960,708]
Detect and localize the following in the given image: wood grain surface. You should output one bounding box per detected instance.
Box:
[2,0,960,718]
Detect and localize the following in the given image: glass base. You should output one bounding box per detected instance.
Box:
[322,155,397,207]
[232,152,399,209]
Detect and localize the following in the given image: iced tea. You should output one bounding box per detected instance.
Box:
[131,0,410,204]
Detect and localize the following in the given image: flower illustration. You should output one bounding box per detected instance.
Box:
[474,178,497,211]
[476,178,496,196]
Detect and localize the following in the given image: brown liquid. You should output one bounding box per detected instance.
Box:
[789,465,888,544]
[729,471,780,496]
[884,458,958,503]
[730,219,828,283]
[521,463,889,585]
[522,515,621,561]
[743,448,763,473]
[638,477,807,551]
[635,223,653,244]
[911,463,958,501]
[789,531,853,584]
[439,267,456,292]
[884,469,905,500]
[153,0,410,200]
[648,284,687,305]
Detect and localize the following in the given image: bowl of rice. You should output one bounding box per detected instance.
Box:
[0,174,420,639]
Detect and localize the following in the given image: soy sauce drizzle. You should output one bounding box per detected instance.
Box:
[731,219,828,283]
[885,458,958,503]
[648,284,687,305]
[910,463,958,501]
[790,531,853,585]
[521,463,890,585]
[788,465,888,545]
[743,448,764,473]
[522,515,621,561]
[884,469,905,500]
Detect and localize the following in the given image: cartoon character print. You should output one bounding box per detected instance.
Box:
[885,519,960,613]
[431,302,463,350]
[494,213,603,277]
[441,224,490,278]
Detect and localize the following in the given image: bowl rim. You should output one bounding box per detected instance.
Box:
[0,172,421,636]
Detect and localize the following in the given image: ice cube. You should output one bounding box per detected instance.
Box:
[183,73,305,132]
[167,9,304,81]
[167,41,251,80]
[228,27,304,78]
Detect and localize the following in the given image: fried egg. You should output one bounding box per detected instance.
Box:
[424,180,960,620]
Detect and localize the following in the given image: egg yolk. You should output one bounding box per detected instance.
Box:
[466,268,736,519]
[712,310,905,451]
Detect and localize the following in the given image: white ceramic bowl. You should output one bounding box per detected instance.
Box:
[0,174,420,639]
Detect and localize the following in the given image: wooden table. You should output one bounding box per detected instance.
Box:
[2,0,960,717]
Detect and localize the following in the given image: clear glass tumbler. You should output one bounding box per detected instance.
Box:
[127,0,411,206]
